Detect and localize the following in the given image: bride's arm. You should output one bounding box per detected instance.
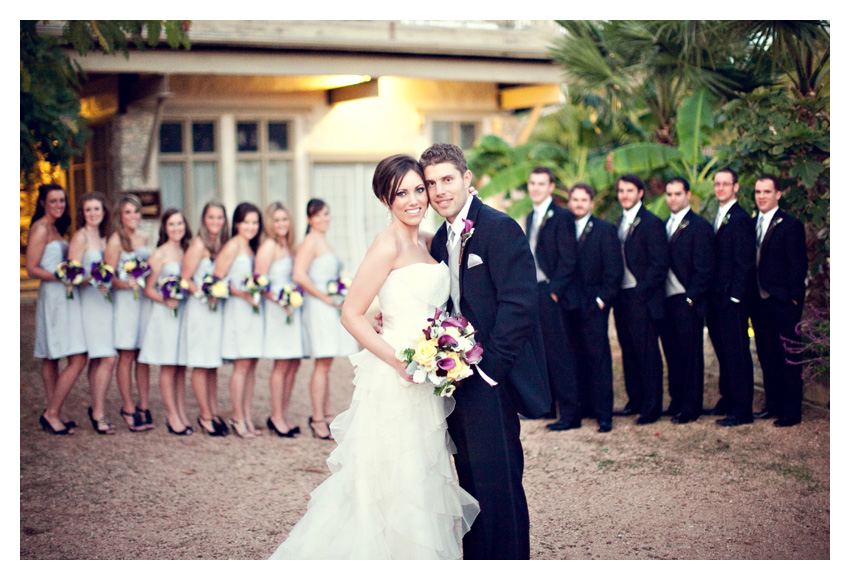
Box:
[341,234,411,380]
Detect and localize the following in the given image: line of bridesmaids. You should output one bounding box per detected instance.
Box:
[27,184,358,439]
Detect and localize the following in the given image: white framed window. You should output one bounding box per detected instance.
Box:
[235,119,294,212]
[158,119,220,224]
[432,120,480,150]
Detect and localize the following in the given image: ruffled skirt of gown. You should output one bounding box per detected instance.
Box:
[269,348,479,559]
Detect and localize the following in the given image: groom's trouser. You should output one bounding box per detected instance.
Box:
[447,373,529,560]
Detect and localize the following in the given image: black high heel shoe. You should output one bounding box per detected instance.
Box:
[88,407,116,435]
[267,417,297,438]
[166,420,192,436]
[198,416,225,437]
[40,412,71,435]
[136,406,155,430]
[120,408,145,432]
[213,416,229,435]
[308,416,333,440]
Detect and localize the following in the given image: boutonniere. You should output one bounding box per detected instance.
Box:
[579,219,594,243]
[540,208,554,230]
[627,216,641,239]
[679,219,690,231]
[721,213,730,227]
[774,217,783,227]
[459,219,475,265]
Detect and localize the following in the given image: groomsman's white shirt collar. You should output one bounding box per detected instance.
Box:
[715,198,738,230]
[531,196,553,228]
[667,206,690,235]
[448,194,476,248]
[621,200,642,226]
[757,206,780,243]
[575,213,591,240]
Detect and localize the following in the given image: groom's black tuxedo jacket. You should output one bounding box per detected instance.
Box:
[430,196,551,418]
[617,204,669,321]
[667,209,715,318]
[523,200,577,303]
[749,209,807,305]
[571,215,622,312]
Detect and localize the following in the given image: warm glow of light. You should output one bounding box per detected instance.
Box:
[299,75,372,91]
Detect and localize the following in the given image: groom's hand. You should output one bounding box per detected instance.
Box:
[372,312,384,334]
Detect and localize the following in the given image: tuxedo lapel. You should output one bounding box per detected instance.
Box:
[761,210,785,249]
[578,216,595,249]
[669,210,692,245]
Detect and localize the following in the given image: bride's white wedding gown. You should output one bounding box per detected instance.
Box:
[270,262,479,559]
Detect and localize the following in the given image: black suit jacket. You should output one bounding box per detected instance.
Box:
[751,210,808,304]
[431,196,551,417]
[571,215,622,313]
[431,197,552,418]
[711,201,756,305]
[617,204,669,320]
[667,210,715,317]
[524,199,577,302]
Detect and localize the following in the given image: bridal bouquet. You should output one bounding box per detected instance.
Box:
[395,308,483,397]
[243,273,270,314]
[195,274,230,311]
[276,284,304,324]
[89,261,115,303]
[158,275,189,317]
[327,277,352,306]
[55,260,85,299]
[119,258,152,300]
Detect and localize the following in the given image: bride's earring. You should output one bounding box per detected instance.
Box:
[386,208,392,224]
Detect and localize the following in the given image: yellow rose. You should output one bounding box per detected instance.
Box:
[179,278,190,289]
[210,280,229,298]
[328,281,339,294]
[413,338,439,367]
[289,291,303,308]
[444,352,469,381]
[123,261,135,273]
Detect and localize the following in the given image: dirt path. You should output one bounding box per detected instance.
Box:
[18,302,829,559]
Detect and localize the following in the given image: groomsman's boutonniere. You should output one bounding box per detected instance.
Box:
[459,219,475,264]
[679,219,690,231]
[540,208,554,230]
[774,217,783,227]
[721,213,731,228]
[580,219,594,243]
[627,216,641,239]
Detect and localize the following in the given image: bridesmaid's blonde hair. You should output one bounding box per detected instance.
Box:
[198,200,230,259]
[263,202,296,251]
[113,194,143,252]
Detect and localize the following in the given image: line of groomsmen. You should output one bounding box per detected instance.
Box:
[523,167,808,433]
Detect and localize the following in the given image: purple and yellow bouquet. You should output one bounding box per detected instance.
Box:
[276,284,304,324]
[243,273,270,314]
[195,274,230,311]
[158,275,189,317]
[89,261,115,303]
[327,276,352,306]
[119,258,152,300]
[395,308,483,397]
[55,260,85,299]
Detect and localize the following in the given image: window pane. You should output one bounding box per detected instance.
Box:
[460,123,477,149]
[237,122,259,153]
[268,122,289,152]
[192,122,215,153]
[236,161,263,208]
[433,121,452,144]
[159,122,183,154]
[193,162,218,225]
[267,160,292,206]
[160,163,186,212]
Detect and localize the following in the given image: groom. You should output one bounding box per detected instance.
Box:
[420,143,551,560]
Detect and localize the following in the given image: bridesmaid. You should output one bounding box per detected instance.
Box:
[105,194,152,432]
[26,184,87,434]
[68,191,117,434]
[179,201,229,436]
[215,202,264,438]
[292,199,358,440]
[139,208,193,435]
[256,202,303,437]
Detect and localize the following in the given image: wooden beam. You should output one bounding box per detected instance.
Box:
[327,79,379,105]
[500,84,563,111]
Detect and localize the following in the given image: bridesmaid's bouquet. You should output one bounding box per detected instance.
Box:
[158,275,189,317]
[119,258,152,300]
[89,261,115,303]
[55,260,85,299]
[276,284,304,324]
[195,274,230,311]
[327,277,352,306]
[243,273,270,314]
[395,308,483,397]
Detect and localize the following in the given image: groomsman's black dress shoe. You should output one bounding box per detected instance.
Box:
[706,401,730,416]
[754,410,776,420]
[597,421,612,433]
[716,416,754,427]
[613,407,638,417]
[662,407,678,417]
[546,419,581,431]
[671,413,697,425]
[635,415,658,425]
[774,417,801,427]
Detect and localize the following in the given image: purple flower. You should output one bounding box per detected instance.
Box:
[441,317,466,331]
[463,342,484,365]
[462,218,474,235]
[438,334,458,349]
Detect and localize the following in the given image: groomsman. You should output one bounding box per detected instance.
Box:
[612,174,669,425]
[565,184,622,432]
[748,174,808,427]
[706,168,756,427]
[523,167,581,430]
[659,178,714,424]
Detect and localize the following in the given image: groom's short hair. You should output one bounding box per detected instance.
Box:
[419,143,468,175]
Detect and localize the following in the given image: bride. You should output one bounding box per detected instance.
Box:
[269,154,479,559]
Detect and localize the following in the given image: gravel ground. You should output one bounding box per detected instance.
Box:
[18,301,829,560]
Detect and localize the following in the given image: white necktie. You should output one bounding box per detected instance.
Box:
[756,215,765,248]
[667,218,676,239]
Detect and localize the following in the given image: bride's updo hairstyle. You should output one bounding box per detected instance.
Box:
[372,154,425,208]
